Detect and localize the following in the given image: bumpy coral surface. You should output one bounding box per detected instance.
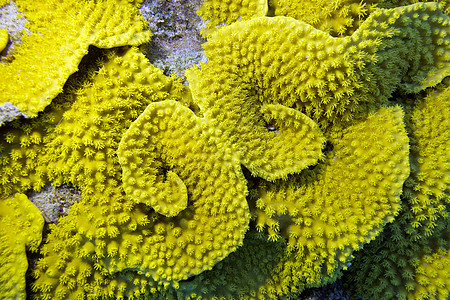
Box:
[30,47,189,299]
[0,0,151,123]
[171,231,287,299]
[343,81,450,300]
[197,0,268,37]
[117,94,324,282]
[345,213,449,300]
[118,100,252,282]
[0,1,449,299]
[188,2,450,129]
[270,0,373,36]
[251,106,410,295]
[0,193,44,300]
[401,83,450,239]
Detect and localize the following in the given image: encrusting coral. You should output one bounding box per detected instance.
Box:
[248,106,410,297]
[117,88,325,282]
[166,231,287,299]
[0,193,44,300]
[269,0,375,36]
[30,47,192,299]
[197,0,268,37]
[198,0,450,38]
[345,211,449,300]
[0,0,151,124]
[343,81,450,300]
[188,2,450,130]
[164,106,410,300]
[118,100,253,281]
[400,82,450,240]
[0,0,449,299]
[0,46,107,196]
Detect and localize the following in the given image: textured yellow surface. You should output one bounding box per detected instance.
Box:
[117,65,325,281]
[188,3,450,129]
[0,193,44,300]
[197,0,268,37]
[253,106,410,293]
[271,0,372,36]
[402,83,450,240]
[0,29,8,52]
[0,0,151,120]
[0,1,448,299]
[118,100,251,282]
[30,47,191,299]
[343,82,450,300]
[172,231,287,299]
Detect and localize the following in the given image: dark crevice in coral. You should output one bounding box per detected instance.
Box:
[322,140,334,156]
[264,118,280,136]
[298,278,350,300]
[179,275,196,283]
[25,222,51,300]
[306,140,333,171]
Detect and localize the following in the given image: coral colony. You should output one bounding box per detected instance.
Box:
[0,0,449,299]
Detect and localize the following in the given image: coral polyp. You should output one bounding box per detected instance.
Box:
[0,0,449,299]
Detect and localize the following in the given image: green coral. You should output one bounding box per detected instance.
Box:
[0,193,44,299]
[0,0,151,122]
[345,213,449,300]
[172,231,287,300]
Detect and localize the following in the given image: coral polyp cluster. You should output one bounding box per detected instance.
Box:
[0,0,449,299]
[0,0,151,123]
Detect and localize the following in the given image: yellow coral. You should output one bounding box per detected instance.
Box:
[0,48,107,196]
[117,63,324,282]
[0,29,8,53]
[2,2,448,299]
[401,83,450,239]
[173,231,286,299]
[187,3,450,129]
[185,73,327,180]
[42,47,189,198]
[271,0,373,36]
[118,100,251,282]
[197,0,268,37]
[31,47,192,299]
[0,0,151,122]
[0,193,44,300]
[254,106,410,292]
